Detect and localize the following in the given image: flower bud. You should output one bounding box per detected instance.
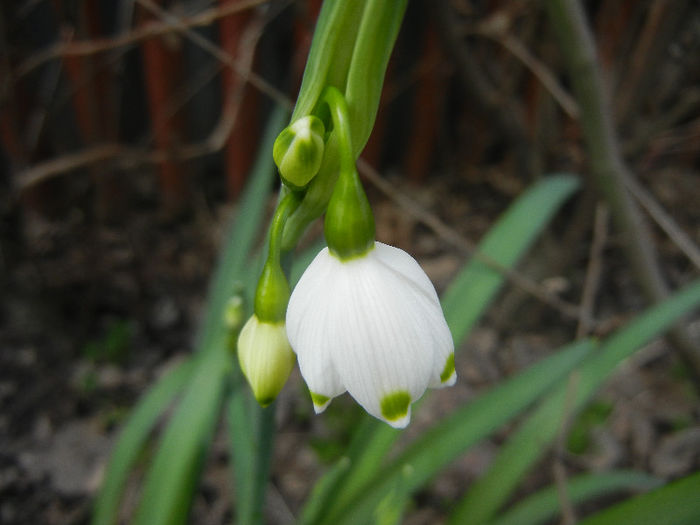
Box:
[273,116,325,188]
[238,315,295,406]
[224,294,245,330]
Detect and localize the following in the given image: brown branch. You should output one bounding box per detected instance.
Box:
[15,3,269,192]
[623,173,700,272]
[135,0,291,109]
[475,23,579,119]
[16,0,268,76]
[576,203,609,338]
[545,0,700,379]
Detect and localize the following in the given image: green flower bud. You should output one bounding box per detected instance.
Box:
[273,116,326,189]
[223,294,245,330]
[238,315,295,406]
[324,168,376,260]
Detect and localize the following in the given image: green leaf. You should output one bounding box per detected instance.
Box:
[490,471,662,525]
[291,0,366,122]
[301,174,581,524]
[449,279,700,525]
[345,0,408,153]
[131,344,229,525]
[317,339,594,525]
[91,359,194,525]
[110,107,288,525]
[299,457,352,524]
[578,472,700,525]
[227,384,276,525]
[442,173,580,344]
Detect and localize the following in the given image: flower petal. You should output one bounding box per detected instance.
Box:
[373,242,442,307]
[287,248,345,412]
[374,243,456,388]
[327,252,435,426]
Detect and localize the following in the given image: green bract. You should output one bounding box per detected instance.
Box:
[254,260,290,323]
[273,116,326,189]
[324,167,375,260]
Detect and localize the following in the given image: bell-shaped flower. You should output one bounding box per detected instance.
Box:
[286,242,456,428]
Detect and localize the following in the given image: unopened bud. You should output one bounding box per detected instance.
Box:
[273,116,325,188]
[224,295,245,330]
[237,315,295,406]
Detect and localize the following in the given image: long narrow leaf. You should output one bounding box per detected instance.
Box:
[91,359,194,525]
[578,471,700,525]
[449,279,700,524]
[132,344,229,525]
[490,471,662,525]
[319,339,594,525]
[303,174,581,523]
[442,173,580,344]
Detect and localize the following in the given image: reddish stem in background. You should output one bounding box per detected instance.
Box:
[219,0,258,200]
[403,26,445,182]
[140,0,188,213]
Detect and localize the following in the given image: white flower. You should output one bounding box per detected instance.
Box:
[286,242,456,428]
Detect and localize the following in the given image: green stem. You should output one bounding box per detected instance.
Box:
[545,0,700,379]
[268,190,301,262]
[321,86,355,176]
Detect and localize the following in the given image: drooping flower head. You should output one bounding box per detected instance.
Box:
[285,87,455,428]
[287,242,455,428]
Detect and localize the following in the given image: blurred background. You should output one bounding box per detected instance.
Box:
[1,0,699,523]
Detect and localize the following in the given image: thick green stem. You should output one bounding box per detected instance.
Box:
[268,191,301,262]
[545,0,700,378]
[321,86,355,176]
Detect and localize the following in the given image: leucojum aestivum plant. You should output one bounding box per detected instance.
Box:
[93,2,700,525]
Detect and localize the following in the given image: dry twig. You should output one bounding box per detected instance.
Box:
[545,0,700,379]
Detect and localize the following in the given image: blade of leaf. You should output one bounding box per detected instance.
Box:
[302,174,581,523]
[132,343,229,525]
[91,358,195,525]
[442,173,580,344]
[490,470,662,525]
[317,339,594,525]
[449,279,700,525]
[578,471,700,525]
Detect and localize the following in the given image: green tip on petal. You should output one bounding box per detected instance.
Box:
[440,354,456,384]
[310,391,331,413]
[257,396,275,407]
[380,391,411,423]
[273,116,325,188]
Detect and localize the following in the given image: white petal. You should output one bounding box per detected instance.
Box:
[287,248,345,412]
[373,242,442,307]
[374,243,456,388]
[327,252,435,426]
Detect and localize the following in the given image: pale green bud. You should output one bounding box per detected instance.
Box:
[237,315,295,406]
[273,116,325,189]
[223,295,245,330]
